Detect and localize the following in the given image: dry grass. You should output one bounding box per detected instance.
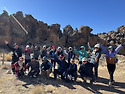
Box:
[3,52,12,61]
[0,65,9,69]
[29,85,47,94]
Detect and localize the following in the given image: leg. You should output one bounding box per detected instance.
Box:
[54,69,59,79]
[94,62,99,78]
[107,64,116,82]
[11,63,15,74]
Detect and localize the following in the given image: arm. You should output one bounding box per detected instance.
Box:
[88,42,94,51]
[64,50,68,55]
[115,44,122,54]
[48,61,53,70]
[74,48,80,54]
[100,45,108,53]
[6,44,15,52]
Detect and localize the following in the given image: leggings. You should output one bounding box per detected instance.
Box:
[107,64,116,82]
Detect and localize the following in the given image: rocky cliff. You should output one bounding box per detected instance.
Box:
[0,10,125,55]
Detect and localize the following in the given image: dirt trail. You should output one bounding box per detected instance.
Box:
[0,61,125,94]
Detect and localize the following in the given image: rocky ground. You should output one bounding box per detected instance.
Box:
[0,55,125,94]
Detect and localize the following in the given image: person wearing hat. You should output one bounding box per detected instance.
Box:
[88,42,101,81]
[40,45,47,58]
[33,46,40,60]
[25,45,31,71]
[64,47,75,66]
[55,46,64,59]
[54,55,68,80]
[100,42,125,86]
[78,57,94,84]
[74,46,87,64]
[4,40,22,74]
[27,56,40,78]
[14,57,25,79]
[41,56,53,77]
[49,46,57,69]
[66,58,77,82]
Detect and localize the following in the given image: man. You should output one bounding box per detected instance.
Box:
[41,56,53,77]
[28,56,40,78]
[54,55,67,80]
[5,40,22,74]
[79,58,94,84]
[14,57,25,79]
[66,58,77,82]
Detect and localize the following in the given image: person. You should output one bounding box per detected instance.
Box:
[74,46,87,64]
[49,46,57,69]
[79,58,94,84]
[54,55,68,80]
[88,42,101,81]
[14,57,25,79]
[28,56,40,78]
[25,45,31,71]
[33,46,40,60]
[41,56,53,77]
[5,40,22,74]
[55,47,64,58]
[66,58,77,82]
[100,42,125,86]
[64,47,75,66]
[40,45,47,58]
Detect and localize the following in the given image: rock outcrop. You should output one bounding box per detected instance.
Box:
[0,10,125,55]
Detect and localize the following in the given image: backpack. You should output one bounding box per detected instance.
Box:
[114,53,118,63]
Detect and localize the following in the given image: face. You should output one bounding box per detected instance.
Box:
[70,60,75,64]
[59,57,64,61]
[14,45,18,49]
[109,48,113,52]
[19,57,24,62]
[82,61,87,64]
[58,48,61,52]
[31,58,35,61]
[94,47,99,51]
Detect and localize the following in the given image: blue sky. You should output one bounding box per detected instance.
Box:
[0,0,125,34]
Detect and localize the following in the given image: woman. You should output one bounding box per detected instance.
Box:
[100,42,125,86]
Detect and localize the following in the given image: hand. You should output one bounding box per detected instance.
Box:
[32,70,34,72]
[63,72,66,76]
[88,42,90,45]
[83,77,87,80]
[5,40,8,44]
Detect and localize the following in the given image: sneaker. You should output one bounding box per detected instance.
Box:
[108,81,113,86]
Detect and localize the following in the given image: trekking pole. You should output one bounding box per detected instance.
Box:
[2,53,4,65]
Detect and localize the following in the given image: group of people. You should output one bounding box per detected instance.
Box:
[4,40,125,86]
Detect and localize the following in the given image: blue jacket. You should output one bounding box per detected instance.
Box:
[41,60,53,71]
[100,44,122,57]
[49,50,56,60]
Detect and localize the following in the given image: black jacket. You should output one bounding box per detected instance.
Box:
[7,44,22,63]
[79,62,94,77]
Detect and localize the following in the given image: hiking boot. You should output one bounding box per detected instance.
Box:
[83,80,87,83]
[90,80,93,85]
